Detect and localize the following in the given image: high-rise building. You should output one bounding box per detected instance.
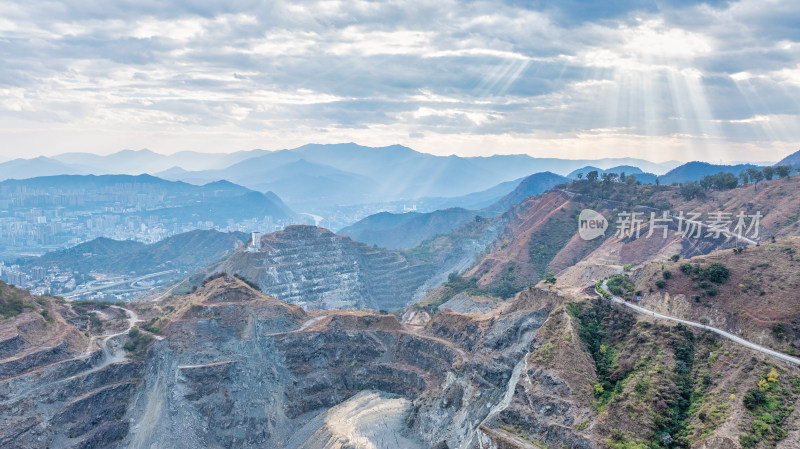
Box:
[250,231,261,251]
[31,266,46,281]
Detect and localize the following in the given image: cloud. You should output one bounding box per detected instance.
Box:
[0,0,798,162]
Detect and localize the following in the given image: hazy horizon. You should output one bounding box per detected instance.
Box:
[1,0,799,163]
[0,143,790,166]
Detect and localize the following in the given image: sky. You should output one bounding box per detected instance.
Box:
[0,0,799,163]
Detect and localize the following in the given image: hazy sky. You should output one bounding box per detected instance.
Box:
[1,0,799,162]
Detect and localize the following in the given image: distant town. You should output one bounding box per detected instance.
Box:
[0,177,299,299]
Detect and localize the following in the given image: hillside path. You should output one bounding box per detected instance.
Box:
[599,281,800,367]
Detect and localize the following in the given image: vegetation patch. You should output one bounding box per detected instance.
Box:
[568,298,635,409]
[739,367,799,448]
[233,273,261,291]
[528,216,576,282]
[677,262,730,298]
[123,327,154,358]
[140,318,163,335]
[607,274,636,299]
[653,324,698,448]
[0,289,31,318]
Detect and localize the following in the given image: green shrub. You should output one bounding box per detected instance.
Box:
[0,289,30,319]
[607,274,635,297]
[772,323,787,339]
[141,318,162,335]
[655,280,667,289]
[704,263,730,284]
[233,273,261,292]
[123,326,153,358]
[743,388,766,410]
[662,270,672,280]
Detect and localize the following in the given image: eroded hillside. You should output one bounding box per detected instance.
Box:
[2,275,798,448]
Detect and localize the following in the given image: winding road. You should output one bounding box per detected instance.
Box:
[79,304,164,359]
[1,306,146,406]
[65,270,176,300]
[599,281,800,367]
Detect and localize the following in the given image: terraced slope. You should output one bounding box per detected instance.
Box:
[216,225,436,310]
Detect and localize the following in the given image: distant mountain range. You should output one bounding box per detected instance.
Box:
[338,208,479,250]
[4,144,794,214]
[0,174,298,224]
[657,161,760,185]
[159,143,577,207]
[21,229,249,276]
[482,171,570,216]
[424,177,523,211]
[0,157,89,180]
[776,149,800,167]
[0,144,683,209]
[51,148,270,174]
[339,171,569,249]
[0,173,250,195]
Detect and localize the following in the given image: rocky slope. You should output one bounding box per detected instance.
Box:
[211,223,503,311]
[1,274,799,449]
[213,225,434,310]
[0,283,142,448]
[463,176,800,299]
[5,176,800,449]
[122,278,591,449]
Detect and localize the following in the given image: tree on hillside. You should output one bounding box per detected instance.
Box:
[700,172,737,191]
[577,173,584,179]
[746,167,764,190]
[763,166,775,180]
[775,165,792,179]
[739,170,749,184]
[587,170,599,182]
[679,181,705,200]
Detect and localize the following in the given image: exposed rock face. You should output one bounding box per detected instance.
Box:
[218,225,435,310]
[285,390,424,448]
[439,293,495,314]
[43,277,582,449]
[0,278,608,449]
[0,312,141,449]
[5,277,798,449]
[120,280,584,449]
